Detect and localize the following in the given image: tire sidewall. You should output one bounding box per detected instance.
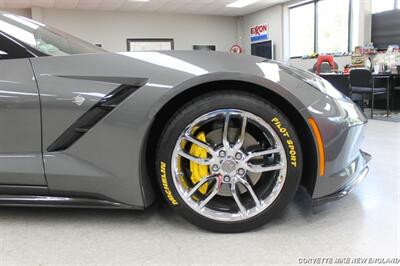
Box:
[156,92,303,232]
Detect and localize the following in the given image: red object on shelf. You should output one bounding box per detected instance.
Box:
[230,45,243,54]
[314,55,338,74]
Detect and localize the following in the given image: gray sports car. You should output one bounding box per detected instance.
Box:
[0,11,370,232]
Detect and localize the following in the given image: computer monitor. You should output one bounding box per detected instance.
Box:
[251,40,274,59]
[193,45,216,51]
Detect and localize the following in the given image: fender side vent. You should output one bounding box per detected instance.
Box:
[47,84,139,152]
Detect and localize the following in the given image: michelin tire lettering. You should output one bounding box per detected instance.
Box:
[160,162,178,205]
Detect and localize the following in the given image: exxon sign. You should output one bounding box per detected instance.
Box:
[250,24,268,43]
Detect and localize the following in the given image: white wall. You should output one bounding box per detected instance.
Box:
[239,5,283,59]
[32,8,238,53]
[1,8,31,18]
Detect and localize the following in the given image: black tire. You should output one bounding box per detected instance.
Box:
[155,91,302,232]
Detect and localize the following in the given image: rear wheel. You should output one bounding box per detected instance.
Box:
[156,91,302,232]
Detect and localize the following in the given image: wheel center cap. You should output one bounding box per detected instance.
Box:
[221,159,237,174]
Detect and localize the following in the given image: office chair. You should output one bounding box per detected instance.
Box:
[349,69,386,118]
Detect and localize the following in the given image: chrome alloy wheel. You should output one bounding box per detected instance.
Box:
[171,109,287,222]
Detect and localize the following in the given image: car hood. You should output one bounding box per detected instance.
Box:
[31,50,328,111]
[117,50,267,81]
[115,51,323,100]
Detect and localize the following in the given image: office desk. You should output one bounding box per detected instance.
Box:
[319,72,399,118]
[319,74,350,96]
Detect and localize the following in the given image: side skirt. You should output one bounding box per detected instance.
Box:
[0,194,140,209]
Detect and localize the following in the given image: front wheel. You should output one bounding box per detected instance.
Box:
[156,91,302,232]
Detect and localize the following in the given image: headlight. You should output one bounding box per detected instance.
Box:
[271,61,344,99]
[306,87,367,127]
[304,74,344,99]
[304,74,366,125]
[334,97,367,126]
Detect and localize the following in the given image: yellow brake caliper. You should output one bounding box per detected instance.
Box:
[189,132,209,194]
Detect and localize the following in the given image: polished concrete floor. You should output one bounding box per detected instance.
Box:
[0,120,399,266]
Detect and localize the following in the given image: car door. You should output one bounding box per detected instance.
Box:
[0,32,46,188]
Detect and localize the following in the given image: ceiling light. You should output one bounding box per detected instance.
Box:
[226,0,259,8]
[128,0,149,2]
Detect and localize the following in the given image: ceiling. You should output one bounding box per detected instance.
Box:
[0,0,289,16]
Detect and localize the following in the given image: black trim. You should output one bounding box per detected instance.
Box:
[47,84,140,152]
[0,195,136,209]
[0,185,48,196]
[0,31,36,59]
[55,75,148,87]
[0,30,48,57]
[312,167,369,205]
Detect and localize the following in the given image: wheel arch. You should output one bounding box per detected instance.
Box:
[141,78,319,206]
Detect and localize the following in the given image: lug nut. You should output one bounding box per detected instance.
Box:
[237,168,245,176]
[235,153,243,160]
[223,176,231,182]
[218,150,226,157]
[212,165,219,172]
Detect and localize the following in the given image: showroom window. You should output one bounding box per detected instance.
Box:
[289,3,315,58]
[317,0,350,53]
[371,0,396,14]
[289,0,354,57]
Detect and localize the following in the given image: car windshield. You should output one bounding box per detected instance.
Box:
[0,12,105,56]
